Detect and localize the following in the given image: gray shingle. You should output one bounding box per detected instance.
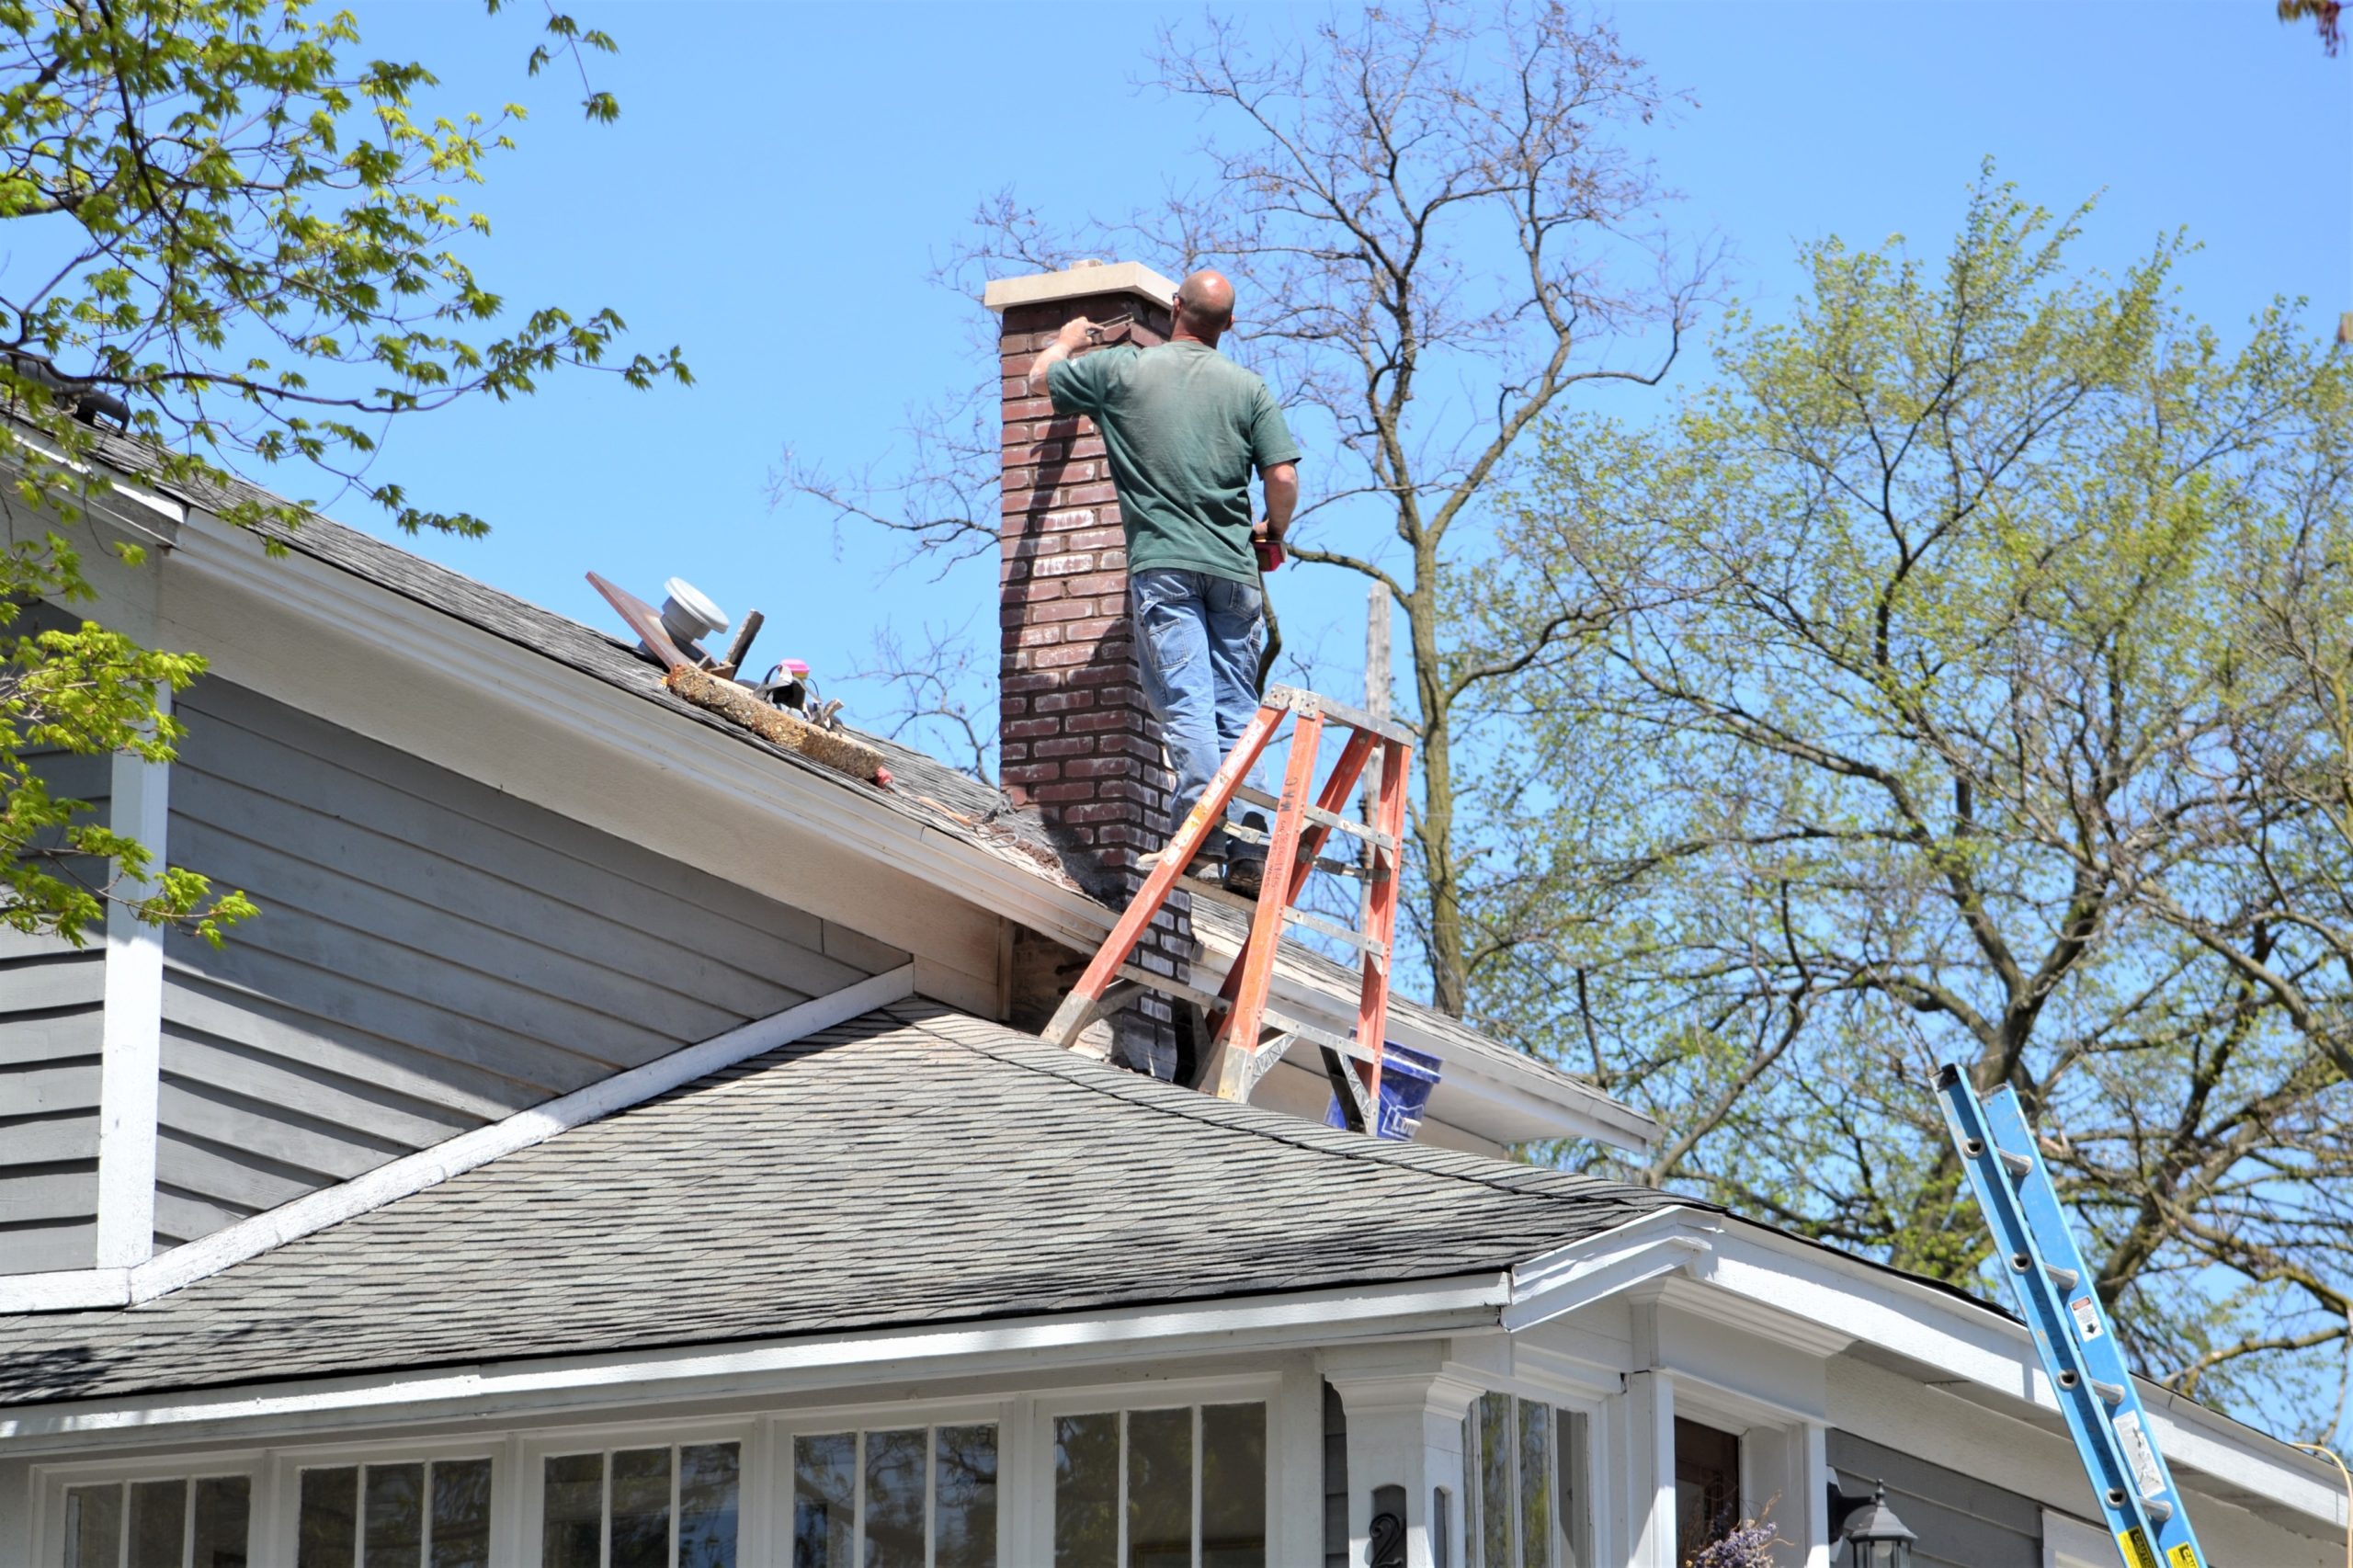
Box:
[0,1005,1691,1408]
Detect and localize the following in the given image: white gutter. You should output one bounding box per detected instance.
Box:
[0,968,915,1316]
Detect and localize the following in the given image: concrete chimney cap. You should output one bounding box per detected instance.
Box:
[983,260,1176,312]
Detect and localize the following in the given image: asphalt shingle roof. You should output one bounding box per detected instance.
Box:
[0,1004,1689,1409]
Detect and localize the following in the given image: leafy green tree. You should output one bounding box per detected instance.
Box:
[1,0,687,943]
[1485,172,2353,1430]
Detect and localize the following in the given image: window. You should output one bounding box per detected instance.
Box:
[540,1443,740,1568]
[1461,1394,1586,1568]
[1672,1419,1741,1565]
[791,1424,996,1568]
[295,1458,492,1568]
[63,1477,250,1568]
[1051,1403,1265,1568]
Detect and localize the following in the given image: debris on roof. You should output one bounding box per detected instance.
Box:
[668,662,890,785]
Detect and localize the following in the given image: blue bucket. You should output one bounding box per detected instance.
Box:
[1325,1043,1443,1141]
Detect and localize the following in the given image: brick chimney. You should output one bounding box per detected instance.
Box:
[984,261,1188,1076]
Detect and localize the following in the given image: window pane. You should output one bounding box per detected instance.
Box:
[863,1428,927,1568]
[1053,1413,1120,1568]
[363,1463,424,1568]
[1476,1393,1511,1568]
[1672,1419,1740,1556]
[541,1454,604,1568]
[933,1426,997,1568]
[129,1478,188,1568]
[1517,1402,1552,1568]
[611,1449,673,1568]
[793,1434,856,1568]
[194,1475,252,1568]
[430,1460,493,1568]
[65,1484,124,1568]
[1457,1415,1473,1568]
[678,1444,740,1568]
[1126,1408,1191,1568]
[1200,1403,1267,1568]
[301,1468,360,1568]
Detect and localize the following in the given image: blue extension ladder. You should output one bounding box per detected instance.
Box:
[1934,1064,2208,1568]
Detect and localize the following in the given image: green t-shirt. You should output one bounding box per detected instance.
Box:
[1047,340,1300,585]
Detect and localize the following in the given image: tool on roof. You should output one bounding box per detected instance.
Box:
[587,571,891,787]
[1042,684,1413,1134]
[1935,1067,2208,1568]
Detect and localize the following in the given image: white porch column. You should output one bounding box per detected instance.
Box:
[1624,1369,1677,1568]
[1323,1344,1483,1568]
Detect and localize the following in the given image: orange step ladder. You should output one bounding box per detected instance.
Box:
[1041,684,1414,1131]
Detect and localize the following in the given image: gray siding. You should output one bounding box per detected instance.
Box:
[151,678,907,1248]
[1830,1428,2040,1568]
[0,742,110,1277]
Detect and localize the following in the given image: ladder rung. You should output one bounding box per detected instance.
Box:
[1112,961,1376,1064]
[1262,682,1417,747]
[1283,904,1387,960]
[1233,785,1400,852]
[1222,821,1383,879]
[1997,1147,2032,1178]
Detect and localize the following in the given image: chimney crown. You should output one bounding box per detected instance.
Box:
[983,261,1176,314]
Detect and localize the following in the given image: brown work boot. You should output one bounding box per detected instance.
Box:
[1223,856,1265,899]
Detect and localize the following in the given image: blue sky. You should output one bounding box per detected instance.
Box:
[313,0,2347,730]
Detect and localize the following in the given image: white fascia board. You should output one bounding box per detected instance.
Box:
[0,1269,131,1312]
[0,1273,1509,1453]
[1696,1219,2347,1530]
[154,507,1649,1152]
[1502,1206,1721,1331]
[0,967,915,1317]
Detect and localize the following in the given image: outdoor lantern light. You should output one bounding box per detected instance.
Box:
[1826,1479,1917,1568]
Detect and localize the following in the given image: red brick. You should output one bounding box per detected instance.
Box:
[997,742,1028,763]
[1061,801,1142,824]
[1066,756,1137,779]
[1001,672,1056,696]
[1034,689,1094,714]
[1064,571,1128,599]
[1064,482,1120,506]
[1031,643,1096,669]
[1000,762,1062,785]
[1004,396,1055,421]
[1001,717,1060,741]
[1064,709,1139,734]
[1035,735,1097,758]
[1032,553,1097,578]
[1034,782,1104,804]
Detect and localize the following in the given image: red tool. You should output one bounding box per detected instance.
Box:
[1254,534,1285,573]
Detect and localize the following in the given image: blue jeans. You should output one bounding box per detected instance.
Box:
[1131,568,1267,865]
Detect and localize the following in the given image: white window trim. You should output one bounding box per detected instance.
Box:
[770,1397,1013,1568]
[516,1417,762,1568]
[262,1430,506,1568]
[32,1449,265,1568]
[1029,1373,1283,1568]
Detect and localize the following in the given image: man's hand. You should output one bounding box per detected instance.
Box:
[1026,315,1097,397]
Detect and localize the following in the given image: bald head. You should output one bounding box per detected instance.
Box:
[1172,268,1235,344]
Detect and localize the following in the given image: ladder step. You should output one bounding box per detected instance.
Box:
[1233,785,1401,852]
[1262,682,1417,747]
[1112,962,1375,1063]
[1283,903,1387,959]
[1221,822,1385,880]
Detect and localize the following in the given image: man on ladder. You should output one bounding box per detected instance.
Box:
[1026,268,1300,896]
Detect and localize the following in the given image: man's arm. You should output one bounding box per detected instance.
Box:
[1256,461,1299,543]
[1025,316,1097,399]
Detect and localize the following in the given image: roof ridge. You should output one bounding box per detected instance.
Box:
[894,1005,1688,1213]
